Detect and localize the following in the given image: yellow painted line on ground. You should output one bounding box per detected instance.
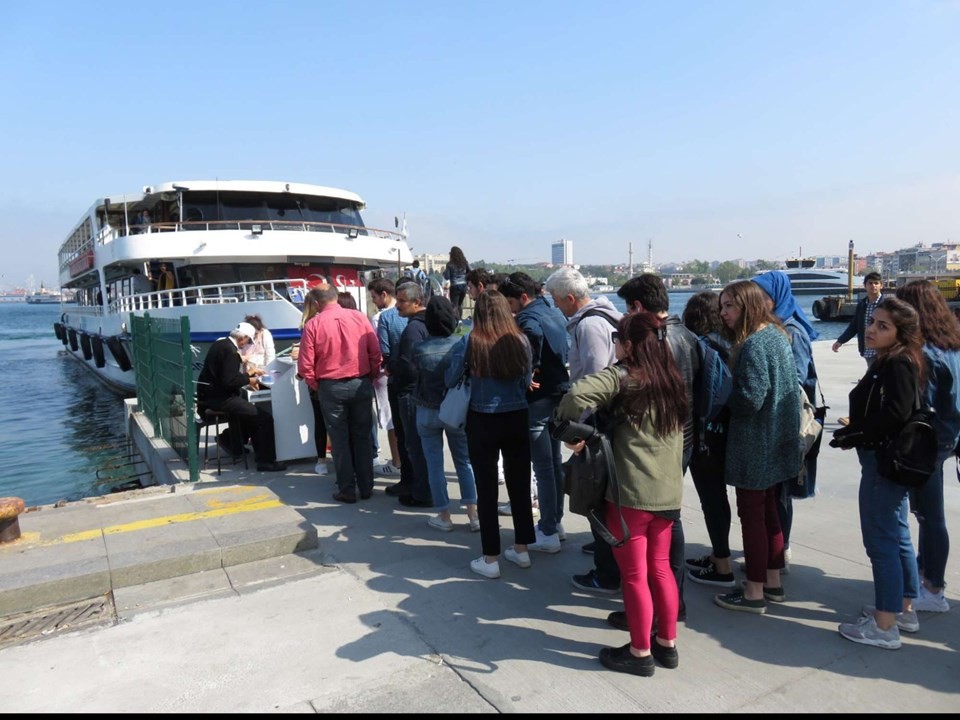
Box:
[3,497,284,549]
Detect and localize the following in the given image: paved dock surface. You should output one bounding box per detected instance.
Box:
[0,342,957,712]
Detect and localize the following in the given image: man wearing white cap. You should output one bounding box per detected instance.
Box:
[196,322,286,472]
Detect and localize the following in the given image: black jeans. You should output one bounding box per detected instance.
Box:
[689,450,732,559]
[317,378,375,496]
[387,383,413,488]
[449,284,467,320]
[207,395,276,464]
[308,388,328,459]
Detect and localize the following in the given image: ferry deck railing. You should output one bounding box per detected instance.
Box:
[113,278,308,313]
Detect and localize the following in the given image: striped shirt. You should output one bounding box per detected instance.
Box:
[863,295,883,360]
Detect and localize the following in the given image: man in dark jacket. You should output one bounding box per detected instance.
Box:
[501,272,571,554]
[393,282,433,508]
[197,322,285,472]
[833,272,884,367]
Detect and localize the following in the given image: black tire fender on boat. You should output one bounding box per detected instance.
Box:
[67,328,79,352]
[812,299,825,321]
[79,331,93,361]
[91,335,106,368]
[105,336,133,372]
[53,322,64,341]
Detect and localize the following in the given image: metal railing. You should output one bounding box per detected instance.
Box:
[114,278,307,313]
[132,313,199,482]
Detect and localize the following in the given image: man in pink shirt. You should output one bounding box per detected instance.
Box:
[298,284,382,503]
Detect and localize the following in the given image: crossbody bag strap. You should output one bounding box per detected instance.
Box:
[586,433,630,547]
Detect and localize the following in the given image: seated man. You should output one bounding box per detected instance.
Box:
[196,321,286,472]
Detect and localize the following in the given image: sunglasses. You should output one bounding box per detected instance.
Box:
[611,331,620,342]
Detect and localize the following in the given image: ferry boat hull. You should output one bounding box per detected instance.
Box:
[56,180,412,395]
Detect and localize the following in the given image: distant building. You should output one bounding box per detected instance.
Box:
[551,239,573,266]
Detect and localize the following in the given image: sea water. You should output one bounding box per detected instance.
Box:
[0,293,843,507]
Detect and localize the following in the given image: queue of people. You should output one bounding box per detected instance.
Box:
[198,266,959,672]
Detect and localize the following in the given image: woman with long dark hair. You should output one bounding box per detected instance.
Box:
[894,280,960,614]
[442,246,471,320]
[714,281,799,615]
[556,311,687,676]
[445,290,533,578]
[832,297,925,649]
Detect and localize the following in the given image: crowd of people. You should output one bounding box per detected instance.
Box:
[196,256,959,674]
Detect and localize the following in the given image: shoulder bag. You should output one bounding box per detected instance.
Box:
[439,352,470,431]
[877,386,937,489]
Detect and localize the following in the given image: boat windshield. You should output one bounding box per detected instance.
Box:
[181,192,365,227]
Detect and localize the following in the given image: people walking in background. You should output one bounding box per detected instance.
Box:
[414,296,479,532]
[442,246,471,320]
[392,282,434,508]
[617,274,699,620]
[556,311,687,676]
[681,290,736,588]
[714,281,799,615]
[447,290,534,579]
[297,283,382,503]
[544,266,621,592]
[833,272,884,367]
[831,297,925,649]
[298,289,330,476]
[895,280,960,615]
[752,270,821,573]
[500,272,571,554]
[239,314,276,372]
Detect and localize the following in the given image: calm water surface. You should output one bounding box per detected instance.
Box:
[0,292,843,507]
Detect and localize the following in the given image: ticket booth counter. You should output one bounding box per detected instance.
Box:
[245,356,316,462]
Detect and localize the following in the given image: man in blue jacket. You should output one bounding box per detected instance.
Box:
[501,272,571,554]
[832,272,884,367]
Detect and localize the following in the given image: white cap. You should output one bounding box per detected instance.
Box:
[235,322,256,339]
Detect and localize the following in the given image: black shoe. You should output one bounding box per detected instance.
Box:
[650,635,679,669]
[685,553,714,571]
[256,461,287,472]
[359,491,373,500]
[582,541,597,555]
[218,436,246,458]
[607,611,629,631]
[714,590,766,614]
[599,643,655,677]
[398,494,433,508]
[740,581,786,602]
[384,482,411,497]
[571,569,620,595]
[688,564,736,588]
[332,491,357,504]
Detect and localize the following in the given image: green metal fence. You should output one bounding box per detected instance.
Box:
[132,313,199,482]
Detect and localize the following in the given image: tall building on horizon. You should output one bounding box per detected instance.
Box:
[551,239,573,266]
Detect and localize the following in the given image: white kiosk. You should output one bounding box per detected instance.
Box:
[246,356,316,462]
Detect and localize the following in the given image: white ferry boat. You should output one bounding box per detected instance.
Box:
[54,180,412,394]
[25,283,65,304]
[767,258,864,296]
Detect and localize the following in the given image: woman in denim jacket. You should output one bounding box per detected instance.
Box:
[445,290,534,579]
[414,297,479,533]
[831,297,925,649]
[896,280,960,614]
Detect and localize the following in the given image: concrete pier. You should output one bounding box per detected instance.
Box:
[0,341,957,712]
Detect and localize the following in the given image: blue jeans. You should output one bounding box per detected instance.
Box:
[528,396,564,536]
[317,378,374,496]
[856,448,919,613]
[910,447,952,588]
[416,405,477,512]
[399,394,432,503]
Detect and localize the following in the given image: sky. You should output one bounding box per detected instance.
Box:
[1,1,958,289]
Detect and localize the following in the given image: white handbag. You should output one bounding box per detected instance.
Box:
[438,359,470,431]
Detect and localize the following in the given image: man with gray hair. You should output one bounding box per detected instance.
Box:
[544,266,622,593]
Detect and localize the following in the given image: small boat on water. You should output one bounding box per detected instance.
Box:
[56,180,412,394]
[769,257,864,296]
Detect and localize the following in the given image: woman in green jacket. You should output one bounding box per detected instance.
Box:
[556,311,687,677]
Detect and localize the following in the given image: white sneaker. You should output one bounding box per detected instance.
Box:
[504,546,532,568]
[838,615,901,650]
[783,546,792,575]
[861,605,919,633]
[557,523,567,541]
[498,502,512,516]
[468,517,481,533]
[528,527,561,554]
[914,585,950,613]
[427,514,453,532]
[470,557,500,579]
[314,461,328,476]
[375,461,401,476]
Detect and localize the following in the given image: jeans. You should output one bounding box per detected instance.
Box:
[910,447,952,589]
[857,448,920,613]
[736,486,784,584]
[528,396,564,536]
[317,378,374,496]
[417,405,477,511]
[689,450,732,559]
[466,409,536,557]
[399,394,432,504]
[387,383,413,488]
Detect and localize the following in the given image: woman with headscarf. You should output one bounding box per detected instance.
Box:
[752,270,822,573]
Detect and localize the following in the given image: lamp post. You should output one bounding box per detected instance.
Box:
[932,253,947,276]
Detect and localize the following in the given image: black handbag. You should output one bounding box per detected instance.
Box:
[877,387,937,489]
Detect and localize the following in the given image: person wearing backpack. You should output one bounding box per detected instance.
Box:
[753,270,822,574]
[555,311,687,676]
[681,291,737,588]
[830,297,925,649]
[895,280,960,614]
[713,281,799,615]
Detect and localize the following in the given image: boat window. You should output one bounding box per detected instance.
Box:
[172,191,366,228]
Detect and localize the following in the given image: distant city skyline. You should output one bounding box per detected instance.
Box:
[1,2,957,288]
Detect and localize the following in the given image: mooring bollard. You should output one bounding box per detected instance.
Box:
[0,497,26,543]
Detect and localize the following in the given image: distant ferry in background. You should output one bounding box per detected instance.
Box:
[769,257,864,296]
[25,284,73,304]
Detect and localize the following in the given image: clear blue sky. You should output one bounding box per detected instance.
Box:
[1,1,957,288]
